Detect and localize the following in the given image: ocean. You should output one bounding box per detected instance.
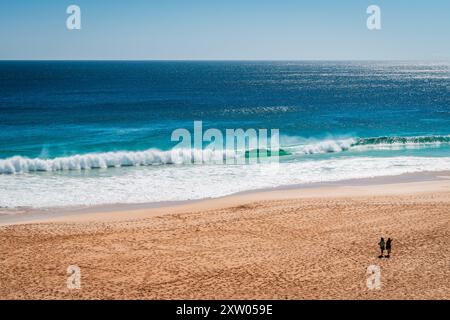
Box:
[0,61,449,208]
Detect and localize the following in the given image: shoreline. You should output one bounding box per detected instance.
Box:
[1,169,449,226]
[0,171,449,299]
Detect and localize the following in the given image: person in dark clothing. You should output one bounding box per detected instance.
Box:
[386,238,392,257]
[378,237,385,258]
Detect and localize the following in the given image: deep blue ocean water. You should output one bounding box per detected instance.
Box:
[0,61,449,208]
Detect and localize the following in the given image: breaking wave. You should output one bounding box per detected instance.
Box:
[1,135,449,174]
[289,135,450,155]
[0,149,237,174]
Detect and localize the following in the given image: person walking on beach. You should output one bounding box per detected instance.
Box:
[378,237,385,258]
[386,238,392,258]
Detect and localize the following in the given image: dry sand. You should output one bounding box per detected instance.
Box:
[0,179,449,299]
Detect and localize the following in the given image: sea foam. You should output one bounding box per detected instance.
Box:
[1,156,450,208]
[1,135,449,174]
[0,149,237,174]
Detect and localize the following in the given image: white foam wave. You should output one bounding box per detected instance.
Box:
[2,135,449,174]
[1,156,449,208]
[0,149,237,174]
[286,135,450,155]
[291,138,356,154]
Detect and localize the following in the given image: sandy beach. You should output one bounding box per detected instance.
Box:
[0,176,449,300]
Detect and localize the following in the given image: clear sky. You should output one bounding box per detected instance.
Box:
[0,0,449,60]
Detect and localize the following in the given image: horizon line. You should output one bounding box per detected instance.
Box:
[1,58,449,62]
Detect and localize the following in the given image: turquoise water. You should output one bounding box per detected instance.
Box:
[0,61,449,208]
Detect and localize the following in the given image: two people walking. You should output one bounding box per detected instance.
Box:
[378,237,392,258]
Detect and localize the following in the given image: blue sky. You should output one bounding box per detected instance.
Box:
[0,0,449,60]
